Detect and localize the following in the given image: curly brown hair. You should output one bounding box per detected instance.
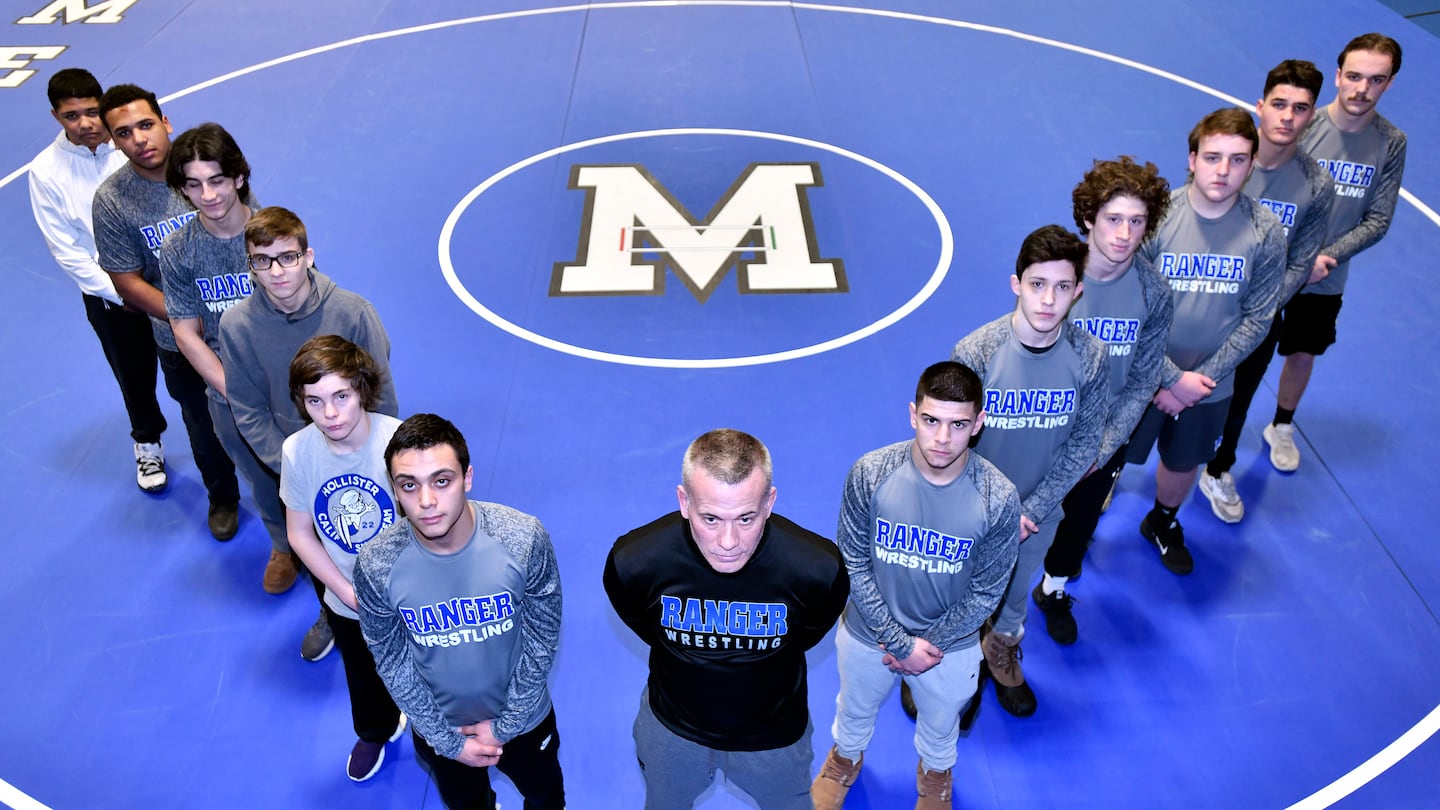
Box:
[1071,156,1170,239]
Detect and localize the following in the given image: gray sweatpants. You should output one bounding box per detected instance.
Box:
[633,689,813,810]
[993,514,1060,637]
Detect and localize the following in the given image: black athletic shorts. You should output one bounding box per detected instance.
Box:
[1277,292,1343,356]
[1126,398,1230,471]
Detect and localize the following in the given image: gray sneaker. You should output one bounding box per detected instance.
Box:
[1263,423,1300,472]
[134,442,167,493]
[1198,471,1244,523]
[302,610,334,662]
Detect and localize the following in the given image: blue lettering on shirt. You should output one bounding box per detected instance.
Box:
[658,595,789,637]
[139,211,198,252]
[193,273,254,301]
[1318,159,1376,187]
[983,387,1077,416]
[1258,198,1297,228]
[873,518,974,561]
[1156,253,1248,281]
[1072,317,1140,345]
[400,591,514,633]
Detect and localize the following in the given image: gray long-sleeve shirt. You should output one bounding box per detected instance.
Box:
[356,501,561,759]
[952,315,1109,524]
[1141,189,1287,399]
[838,441,1019,660]
[1299,106,1407,296]
[1246,145,1334,303]
[1068,253,1173,461]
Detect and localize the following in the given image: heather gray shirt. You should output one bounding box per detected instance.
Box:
[1142,189,1286,400]
[952,315,1109,524]
[280,413,401,620]
[1245,146,1334,302]
[356,501,561,759]
[91,164,197,351]
[838,441,1019,658]
[160,218,254,378]
[1068,253,1173,460]
[1299,107,1407,295]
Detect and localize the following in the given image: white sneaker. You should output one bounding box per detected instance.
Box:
[1198,471,1244,523]
[1263,423,1300,472]
[134,442,167,493]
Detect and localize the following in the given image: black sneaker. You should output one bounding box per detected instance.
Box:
[1140,514,1194,575]
[1031,583,1077,645]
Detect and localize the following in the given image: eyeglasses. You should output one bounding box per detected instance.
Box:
[248,251,304,271]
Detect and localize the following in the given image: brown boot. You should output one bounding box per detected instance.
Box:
[811,746,862,810]
[915,762,953,810]
[981,625,1037,716]
[263,550,299,594]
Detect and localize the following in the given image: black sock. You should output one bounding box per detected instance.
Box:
[1149,500,1179,525]
[1273,407,1295,425]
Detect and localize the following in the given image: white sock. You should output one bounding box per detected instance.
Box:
[1042,574,1067,595]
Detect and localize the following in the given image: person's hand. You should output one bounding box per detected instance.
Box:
[338,582,358,612]
[1168,371,1215,408]
[454,720,503,768]
[1152,388,1185,417]
[880,638,944,675]
[1019,515,1039,542]
[1309,254,1337,285]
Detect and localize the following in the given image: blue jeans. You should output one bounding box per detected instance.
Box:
[209,395,286,551]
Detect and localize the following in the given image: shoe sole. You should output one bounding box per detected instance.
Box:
[1207,501,1243,524]
[347,746,385,782]
[989,667,1037,717]
[302,637,335,662]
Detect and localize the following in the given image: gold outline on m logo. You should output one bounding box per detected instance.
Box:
[550,162,847,303]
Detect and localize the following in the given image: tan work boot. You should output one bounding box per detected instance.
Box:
[263,550,299,594]
[915,761,953,810]
[811,746,862,810]
[981,624,1037,716]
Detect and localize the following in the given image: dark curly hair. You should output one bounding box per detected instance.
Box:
[1071,156,1170,239]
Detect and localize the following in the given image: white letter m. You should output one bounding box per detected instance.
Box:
[550,162,847,302]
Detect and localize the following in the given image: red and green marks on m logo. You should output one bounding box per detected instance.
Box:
[552,162,848,303]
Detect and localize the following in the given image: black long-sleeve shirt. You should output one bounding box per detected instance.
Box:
[604,511,848,751]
